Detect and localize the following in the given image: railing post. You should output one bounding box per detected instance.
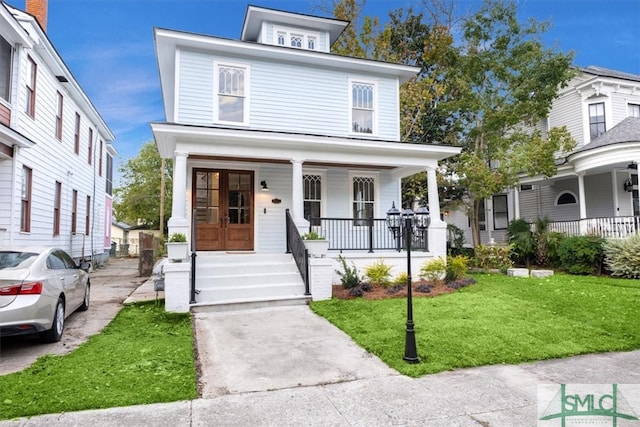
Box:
[367,217,374,253]
[190,208,197,304]
[285,209,291,254]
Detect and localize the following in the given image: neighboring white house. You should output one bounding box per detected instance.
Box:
[0,1,116,265]
[447,66,640,246]
[151,5,461,311]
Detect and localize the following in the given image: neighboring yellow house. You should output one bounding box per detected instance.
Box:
[110,219,161,256]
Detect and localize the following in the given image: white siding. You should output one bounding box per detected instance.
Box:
[176,49,401,140]
[584,173,614,218]
[549,90,584,145]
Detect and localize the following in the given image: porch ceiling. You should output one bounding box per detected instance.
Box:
[151,123,461,172]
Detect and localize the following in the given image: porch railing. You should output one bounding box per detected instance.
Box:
[307,217,428,252]
[544,216,640,239]
[190,208,198,304]
[285,210,310,296]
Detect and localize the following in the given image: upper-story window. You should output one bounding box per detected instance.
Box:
[55,91,63,140]
[25,56,37,118]
[589,102,606,140]
[274,26,318,51]
[87,128,93,164]
[351,80,376,134]
[0,36,12,103]
[629,104,640,118]
[98,140,103,176]
[74,113,81,154]
[215,63,249,125]
[106,153,113,196]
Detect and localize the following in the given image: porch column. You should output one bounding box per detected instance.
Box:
[513,186,520,220]
[168,151,189,234]
[577,173,587,235]
[291,159,307,227]
[426,166,446,258]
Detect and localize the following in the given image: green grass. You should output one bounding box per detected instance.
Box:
[310,273,640,377]
[0,301,197,420]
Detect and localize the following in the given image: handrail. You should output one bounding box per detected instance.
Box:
[286,209,310,295]
[190,209,198,304]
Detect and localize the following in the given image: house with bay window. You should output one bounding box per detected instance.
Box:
[151,5,461,311]
[0,1,116,264]
[447,66,640,246]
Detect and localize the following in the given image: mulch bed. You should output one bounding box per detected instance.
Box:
[332,278,476,300]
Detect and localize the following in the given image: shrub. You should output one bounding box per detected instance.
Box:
[363,259,392,287]
[335,255,361,289]
[393,272,408,286]
[471,245,513,271]
[603,234,640,278]
[557,236,605,275]
[546,232,566,268]
[301,231,324,240]
[507,219,534,267]
[168,233,187,243]
[447,224,465,254]
[446,255,469,282]
[419,258,446,282]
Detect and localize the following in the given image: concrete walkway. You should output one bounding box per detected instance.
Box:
[1,258,639,426]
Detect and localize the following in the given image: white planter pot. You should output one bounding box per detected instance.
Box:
[166,242,189,261]
[304,240,329,258]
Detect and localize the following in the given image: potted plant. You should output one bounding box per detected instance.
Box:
[301,231,329,258]
[166,232,189,261]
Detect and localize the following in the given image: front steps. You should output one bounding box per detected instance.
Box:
[191,252,310,312]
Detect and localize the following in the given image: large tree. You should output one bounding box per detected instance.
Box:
[113,141,173,232]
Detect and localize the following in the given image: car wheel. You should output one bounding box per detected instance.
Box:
[78,282,90,311]
[40,298,65,343]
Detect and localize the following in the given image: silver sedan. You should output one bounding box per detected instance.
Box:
[0,247,90,343]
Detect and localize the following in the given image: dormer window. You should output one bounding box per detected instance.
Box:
[273,25,318,51]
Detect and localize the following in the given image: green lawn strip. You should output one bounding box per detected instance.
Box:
[0,301,197,420]
[310,274,640,377]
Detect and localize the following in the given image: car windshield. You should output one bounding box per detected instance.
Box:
[0,251,39,270]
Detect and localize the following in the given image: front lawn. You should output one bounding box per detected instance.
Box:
[0,301,197,420]
[310,273,640,377]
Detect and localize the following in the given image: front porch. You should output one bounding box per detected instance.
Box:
[545,215,640,239]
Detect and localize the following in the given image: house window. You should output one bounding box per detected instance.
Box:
[85,195,91,236]
[21,166,32,232]
[351,81,375,134]
[277,32,286,46]
[493,194,508,230]
[273,27,318,51]
[520,184,533,191]
[0,36,12,102]
[352,176,375,225]
[55,91,63,140]
[469,200,486,231]
[87,128,93,164]
[71,189,78,234]
[53,181,61,236]
[216,64,248,124]
[629,104,640,118]
[556,191,577,205]
[303,174,322,225]
[74,113,80,154]
[98,140,103,176]
[290,34,303,48]
[106,153,113,195]
[308,36,316,50]
[589,102,606,140]
[25,56,37,117]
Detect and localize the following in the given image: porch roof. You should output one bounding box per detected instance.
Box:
[151,122,461,177]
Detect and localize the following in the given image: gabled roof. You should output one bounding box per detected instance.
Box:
[581,65,640,83]
[570,116,640,156]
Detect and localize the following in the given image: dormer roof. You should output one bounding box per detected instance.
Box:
[241,5,348,45]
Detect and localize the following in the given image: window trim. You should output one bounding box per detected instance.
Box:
[213,62,250,126]
[106,153,113,195]
[55,91,63,140]
[71,189,78,234]
[85,195,91,236]
[21,166,32,232]
[0,36,13,103]
[53,181,61,236]
[349,171,379,225]
[349,78,377,136]
[628,103,640,118]
[98,140,103,177]
[273,25,319,51]
[555,191,578,206]
[588,102,606,140]
[87,128,93,165]
[25,56,36,118]
[492,194,509,231]
[74,112,81,154]
[303,170,327,222]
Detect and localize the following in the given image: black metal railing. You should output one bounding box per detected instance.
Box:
[307,217,428,252]
[190,209,198,304]
[286,209,310,295]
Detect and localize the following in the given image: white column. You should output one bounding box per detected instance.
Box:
[513,186,520,219]
[291,159,305,223]
[611,170,620,217]
[168,151,189,233]
[577,173,587,235]
[426,167,442,223]
[426,166,446,257]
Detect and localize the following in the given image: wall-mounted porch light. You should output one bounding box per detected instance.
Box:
[260,180,269,191]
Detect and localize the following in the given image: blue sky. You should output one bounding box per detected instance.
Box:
[5,0,640,175]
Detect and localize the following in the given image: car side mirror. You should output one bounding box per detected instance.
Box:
[79,261,91,272]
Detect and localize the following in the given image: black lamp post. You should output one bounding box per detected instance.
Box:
[386,202,430,363]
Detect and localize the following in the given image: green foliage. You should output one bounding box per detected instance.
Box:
[447,223,466,254]
[471,245,513,271]
[301,231,325,240]
[419,257,446,282]
[0,301,196,420]
[363,259,392,287]
[557,236,605,275]
[335,255,361,289]
[168,232,187,243]
[507,219,534,267]
[446,255,469,282]
[393,272,409,286]
[113,141,173,231]
[603,234,640,278]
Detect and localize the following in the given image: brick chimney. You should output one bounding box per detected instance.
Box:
[26,0,48,31]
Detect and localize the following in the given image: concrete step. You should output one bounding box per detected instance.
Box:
[191,295,311,313]
[196,282,306,302]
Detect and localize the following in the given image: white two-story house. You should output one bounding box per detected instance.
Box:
[0,1,116,265]
[447,66,640,246]
[151,5,461,311]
